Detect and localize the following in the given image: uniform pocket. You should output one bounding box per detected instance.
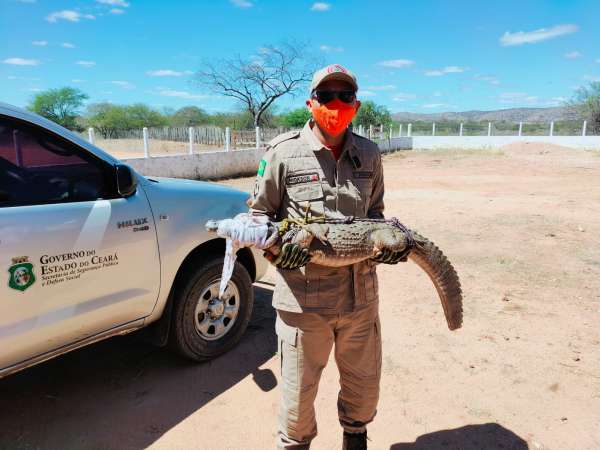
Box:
[286,182,324,202]
[304,264,344,310]
[276,315,298,348]
[350,179,373,216]
[286,182,325,218]
[275,316,300,389]
[359,260,379,305]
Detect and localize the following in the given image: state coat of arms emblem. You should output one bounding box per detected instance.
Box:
[8,256,36,292]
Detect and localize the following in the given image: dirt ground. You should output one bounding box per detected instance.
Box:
[95,139,252,159]
[95,138,243,159]
[1,142,599,450]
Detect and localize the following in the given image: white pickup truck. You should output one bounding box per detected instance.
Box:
[0,103,268,378]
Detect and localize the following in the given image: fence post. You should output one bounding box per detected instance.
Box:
[143,127,149,158]
[188,127,194,154]
[407,123,412,137]
[487,122,492,137]
[432,122,436,136]
[369,125,373,139]
[459,123,463,136]
[549,121,554,137]
[389,126,393,139]
[582,120,587,136]
[518,121,523,137]
[88,127,95,144]
[255,126,261,148]
[399,124,403,137]
[225,127,231,151]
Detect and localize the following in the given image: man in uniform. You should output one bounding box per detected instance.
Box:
[248,64,406,450]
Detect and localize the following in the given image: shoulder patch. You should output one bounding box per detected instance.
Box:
[267,130,301,150]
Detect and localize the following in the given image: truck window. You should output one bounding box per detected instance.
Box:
[0,117,112,207]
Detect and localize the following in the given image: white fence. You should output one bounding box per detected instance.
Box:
[84,125,291,157]
[354,120,595,139]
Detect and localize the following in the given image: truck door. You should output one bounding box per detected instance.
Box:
[0,115,160,371]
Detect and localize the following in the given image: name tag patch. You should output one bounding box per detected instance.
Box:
[286,172,320,185]
[353,171,373,179]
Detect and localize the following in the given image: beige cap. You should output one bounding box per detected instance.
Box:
[310,64,358,93]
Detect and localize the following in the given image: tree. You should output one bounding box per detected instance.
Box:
[195,41,319,128]
[280,107,311,128]
[28,87,88,130]
[571,82,600,134]
[126,103,167,128]
[170,106,210,127]
[85,103,166,137]
[353,101,392,128]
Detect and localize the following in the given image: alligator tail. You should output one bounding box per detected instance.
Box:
[408,232,463,330]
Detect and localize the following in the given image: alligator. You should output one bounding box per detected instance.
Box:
[206,214,463,330]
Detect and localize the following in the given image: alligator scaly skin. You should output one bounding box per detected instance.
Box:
[276,221,463,330]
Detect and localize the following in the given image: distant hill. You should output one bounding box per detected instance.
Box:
[392,107,582,123]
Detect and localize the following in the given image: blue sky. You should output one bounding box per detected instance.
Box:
[1,0,600,114]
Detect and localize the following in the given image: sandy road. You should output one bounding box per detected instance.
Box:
[1,143,599,450]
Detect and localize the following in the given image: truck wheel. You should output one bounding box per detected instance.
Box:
[170,255,254,361]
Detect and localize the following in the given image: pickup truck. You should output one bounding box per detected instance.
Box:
[0,103,268,378]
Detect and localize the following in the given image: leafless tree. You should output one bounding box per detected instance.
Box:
[195,41,320,128]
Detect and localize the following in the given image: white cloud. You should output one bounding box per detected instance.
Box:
[71,79,85,83]
[596,59,600,64]
[432,91,443,97]
[424,66,468,76]
[583,75,600,82]
[366,85,396,91]
[111,80,135,89]
[547,96,567,106]
[96,0,130,6]
[7,75,40,80]
[474,74,500,85]
[311,2,331,11]
[76,60,96,67]
[422,103,449,109]
[359,90,376,97]
[564,51,582,59]
[230,0,253,8]
[62,42,76,48]
[146,69,190,77]
[110,8,125,14]
[32,40,48,46]
[500,24,578,46]
[25,87,43,92]
[393,93,417,101]
[320,45,344,53]
[377,59,415,68]
[3,58,41,66]
[154,89,209,100]
[498,92,539,104]
[46,10,96,23]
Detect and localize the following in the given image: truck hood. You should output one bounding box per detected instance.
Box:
[139,175,250,228]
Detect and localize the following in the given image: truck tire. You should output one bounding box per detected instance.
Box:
[170,254,254,361]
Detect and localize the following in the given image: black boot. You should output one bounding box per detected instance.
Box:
[342,431,367,450]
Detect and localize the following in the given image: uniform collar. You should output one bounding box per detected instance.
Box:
[301,120,357,156]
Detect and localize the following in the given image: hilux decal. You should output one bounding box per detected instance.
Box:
[117,217,149,232]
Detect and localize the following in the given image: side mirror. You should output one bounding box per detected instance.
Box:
[116,164,138,197]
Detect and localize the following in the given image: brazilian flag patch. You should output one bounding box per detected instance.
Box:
[257,159,266,177]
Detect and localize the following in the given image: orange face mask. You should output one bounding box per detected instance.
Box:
[310,98,357,137]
